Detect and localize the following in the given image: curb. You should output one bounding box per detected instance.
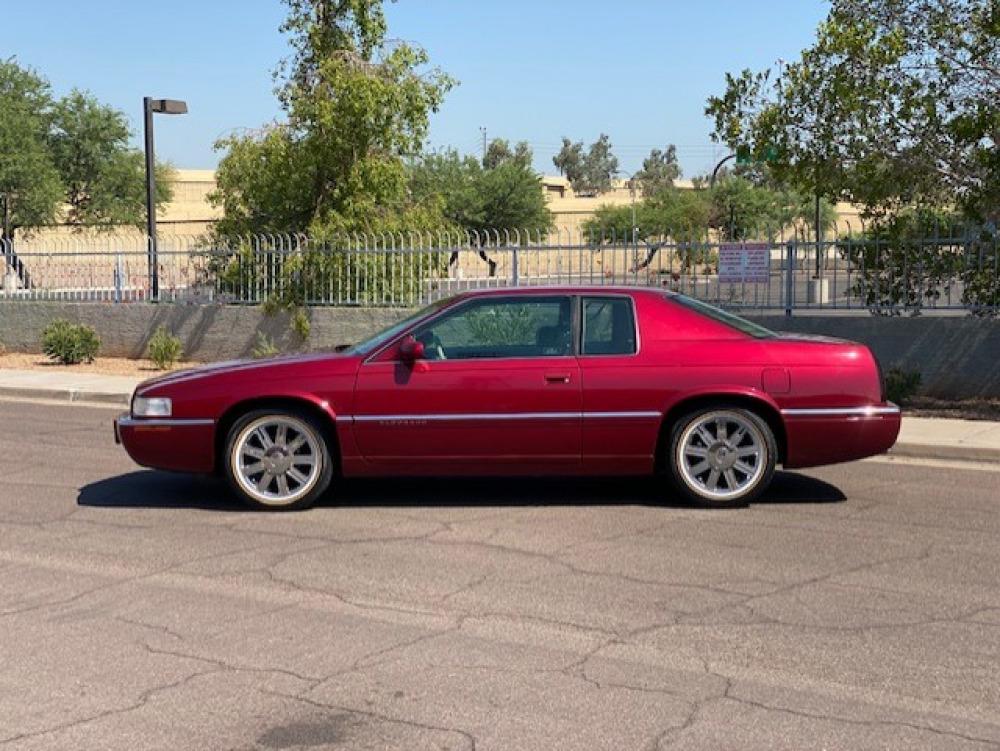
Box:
[0,386,130,407]
[889,442,1000,464]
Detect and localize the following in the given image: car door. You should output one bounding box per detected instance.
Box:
[352,294,582,472]
[577,294,662,474]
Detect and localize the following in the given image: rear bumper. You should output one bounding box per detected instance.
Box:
[114,413,216,473]
[780,403,902,469]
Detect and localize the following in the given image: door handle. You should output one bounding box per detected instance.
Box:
[545,373,571,384]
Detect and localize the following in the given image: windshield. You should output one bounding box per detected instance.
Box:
[342,297,454,355]
[668,294,776,339]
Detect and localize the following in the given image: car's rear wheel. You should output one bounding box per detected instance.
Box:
[667,406,776,508]
[224,410,333,510]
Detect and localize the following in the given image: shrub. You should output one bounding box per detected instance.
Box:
[291,309,311,340]
[147,326,183,370]
[251,332,279,359]
[41,319,100,365]
[261,295,282,316]
[885,367,922,405]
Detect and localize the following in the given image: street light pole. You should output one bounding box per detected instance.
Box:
[142,97,187,301]
[709,154,736,189]
[143,98,157,300]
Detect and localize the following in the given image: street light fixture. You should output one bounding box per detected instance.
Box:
[143,97,187,301]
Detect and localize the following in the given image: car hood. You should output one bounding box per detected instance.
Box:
[136,351,356,395]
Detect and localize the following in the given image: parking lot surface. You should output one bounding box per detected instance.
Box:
[1,399,999,750]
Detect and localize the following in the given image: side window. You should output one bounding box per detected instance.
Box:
[582,297,637,355]
[412,297,572,360]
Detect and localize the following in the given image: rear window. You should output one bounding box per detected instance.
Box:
[668,294,776,339]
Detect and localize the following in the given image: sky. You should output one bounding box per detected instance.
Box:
[6,0,829,178]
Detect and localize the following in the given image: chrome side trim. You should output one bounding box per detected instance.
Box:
[353,412,579,423]
[117,417,215,428]
[338,410,661,424]
[780,405,901,417]
[584,411,662,419]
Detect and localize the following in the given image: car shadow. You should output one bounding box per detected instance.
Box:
[78,470,845,511]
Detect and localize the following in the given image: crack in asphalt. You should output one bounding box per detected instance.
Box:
[720,684,1000,748]
[0,668,220,746]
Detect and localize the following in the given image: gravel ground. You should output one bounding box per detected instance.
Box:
[0,352,191,377]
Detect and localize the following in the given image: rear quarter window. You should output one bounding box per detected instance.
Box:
[582,297,637,355]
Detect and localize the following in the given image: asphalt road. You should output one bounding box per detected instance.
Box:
[1,399,999,751]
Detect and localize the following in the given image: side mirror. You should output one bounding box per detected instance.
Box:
[398,336,425,363]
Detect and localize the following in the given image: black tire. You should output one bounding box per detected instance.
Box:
[223,409,334,511]
[666,405,777,508]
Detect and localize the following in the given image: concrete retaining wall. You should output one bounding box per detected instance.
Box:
[1,302,998,399]
[749,315,1000,400]
[0,302,416,363]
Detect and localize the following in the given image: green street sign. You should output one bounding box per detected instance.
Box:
[735,145,779,166]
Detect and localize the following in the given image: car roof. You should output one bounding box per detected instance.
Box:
[449,285,674,300]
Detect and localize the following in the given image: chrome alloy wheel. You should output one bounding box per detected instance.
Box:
[230,415,323,507]
[676,410,767,501]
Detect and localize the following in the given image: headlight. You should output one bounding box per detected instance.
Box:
[132,396,172,417]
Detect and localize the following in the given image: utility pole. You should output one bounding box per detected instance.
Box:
[480,126,487,161]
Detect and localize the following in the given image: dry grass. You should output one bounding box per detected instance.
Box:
[0,352,195,377]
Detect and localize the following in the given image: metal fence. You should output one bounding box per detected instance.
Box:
[1,227,997,314]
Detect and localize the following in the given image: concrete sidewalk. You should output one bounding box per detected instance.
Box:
[1,367,999,464]
[0,368,140,406]
[891,417,1000,463]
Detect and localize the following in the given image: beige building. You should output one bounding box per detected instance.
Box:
[15,170,863,245]
[157,169,222,236]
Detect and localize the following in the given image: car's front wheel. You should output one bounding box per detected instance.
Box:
[224,410,333,510]
[667,406,776,508]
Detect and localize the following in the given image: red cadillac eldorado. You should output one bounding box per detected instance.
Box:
[115,287,900,510]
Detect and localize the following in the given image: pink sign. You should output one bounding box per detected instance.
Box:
[718,242,771,283]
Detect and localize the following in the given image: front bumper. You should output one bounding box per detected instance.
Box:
[780,402,902,469]
[114,413,216,473]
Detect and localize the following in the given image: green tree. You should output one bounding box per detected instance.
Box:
[409,145,552,234]
[585,178,834,242]
[483,138,532,170]
[553,134,619,195]
[210,0,455,237]
[585,188,712,240]
[706,0,1000,221]
[708,175,835,240]
[552,137,584,183]
[0,60,173,241]
[474,159,552,234]
[578,134,619,195]
[634,145,681,197]
[0,60,62,241]
[50,90,173,229]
